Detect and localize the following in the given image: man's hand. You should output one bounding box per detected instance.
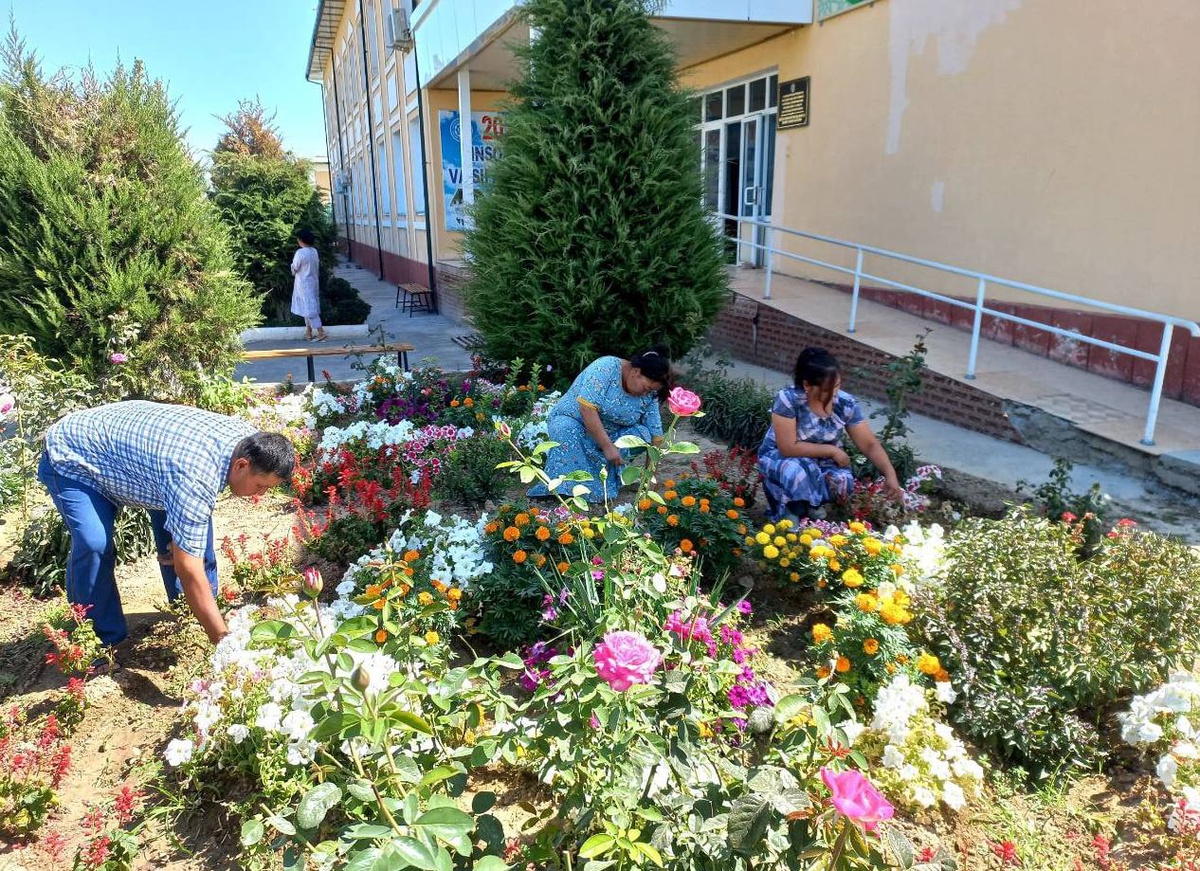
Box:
[173,545,229,644]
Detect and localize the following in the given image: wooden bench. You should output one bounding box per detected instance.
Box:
[243,342,416,383]
[395,282,437,316]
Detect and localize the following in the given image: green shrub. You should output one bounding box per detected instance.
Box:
[915,509,1200,774]
[0,36,259,402]
[463,0,729,381]
[473,564,546,648]
[678,348,771,449]
[433,435,513,507]
[320,276,370,326]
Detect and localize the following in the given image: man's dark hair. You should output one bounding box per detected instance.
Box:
[233,433,295,479]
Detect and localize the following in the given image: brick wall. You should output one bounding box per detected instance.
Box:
[708,292,1025,443]
[343,239,428,287]
[435,262,472,327]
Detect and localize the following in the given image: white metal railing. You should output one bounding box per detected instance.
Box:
[716,212,1200,446]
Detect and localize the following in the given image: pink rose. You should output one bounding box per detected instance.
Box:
[821,767,894,832]
[0,394,14,416]
[110,353,128,364]
[667,387,701,417]
[593,630,661,691]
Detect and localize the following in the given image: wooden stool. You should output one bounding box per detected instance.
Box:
[395,283,436,316]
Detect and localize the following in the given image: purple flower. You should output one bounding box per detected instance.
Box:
[589,714,601,730]
[110,352,128,364]
[737,601,753,616]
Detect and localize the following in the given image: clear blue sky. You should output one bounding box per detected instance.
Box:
[8,0,328,159]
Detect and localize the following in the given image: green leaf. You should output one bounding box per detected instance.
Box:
[578,833,615,858]
[345,824,395,840]
[297,782,342,830]
[391,710,433,734]
[472,792,497,813]
[385,836,440,870]
[472,857,510,871]
[420,766,460,788]
[344,847,384,871]
[346,780,376,802]
[634,841,665,867]
[727,796,772,855]
[614,435,648,450]
[668,440,701,455]
[414,806,476,843]
[620,464,642,486]
[267,813,296,836]
[240,819,264,846]
[773,694,808,725]
[250,619,296,641]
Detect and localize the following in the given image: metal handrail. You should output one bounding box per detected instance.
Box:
[715,212,1200,446]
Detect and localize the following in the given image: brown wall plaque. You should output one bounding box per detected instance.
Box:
[777,77,810,129]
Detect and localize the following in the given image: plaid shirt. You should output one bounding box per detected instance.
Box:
[44,401,255,557]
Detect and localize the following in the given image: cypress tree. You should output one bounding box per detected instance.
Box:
[462,0,729,378]
[0,31,259,400]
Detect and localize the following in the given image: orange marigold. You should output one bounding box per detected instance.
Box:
[666,515,680,527]
[733,497,746,507]
[836,656,851,673]
[535,526,551,541]
[556,561,570,573]
[727,509,740,520]
[484,521,500,534]
[514,512,531,526]
[638,498,652,511]
[536,554,547,568]
[450,399,460,407]
[375,629,388,644]
[557,532,575,545]
[656,505,668,515]
[464,397,475,407]
[679,539,694,553]
[681,495,696,507]
[513,550,528,564]
[403,549,420,563]
[663,490,678,501]
[503,526,521,542]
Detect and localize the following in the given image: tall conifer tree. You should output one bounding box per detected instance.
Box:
[463,0,728,377]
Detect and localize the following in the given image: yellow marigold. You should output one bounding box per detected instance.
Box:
[403,550,420,564]
[885,663,897,674]
[512,550,529,564]
[667,514,680,527]
[535,526,551,541]
[773,536,786,547]
[809,528,823,538]
[763,545,780,560]
[894,590,911,607]
[829,559,842,572]
[744,536,755,546]
[375,629,388,644]
[799,534,813,546]
[446,587,463,601]
[583,527,597,538]
[863,538,883,557]
[681,495,696,507]
[698,721,713,739]
[514,512,530,526]
[786,533,797,542]
[680,539,694,553]
[558,532,575,545]
[727,509,740,520]
[855,593,878,613]
[816,666,831,679]
[755,531,771,546]
[503,526,521,542]
[848,521,867,534]
[777,518,793,531]
[418,591,434,605]
[842,568,864,588]
[733,497,746,508]
[880,603,911,626]
[763,523,776,535]
[424,631,440,645]
[891,563,905,576]
[811,623,834,644]
[829,534,848,547]
[863,638,880,655]
[779,558,791,568]
[835,656,851,673]
[917,653,941,676]
[789,572,800,583]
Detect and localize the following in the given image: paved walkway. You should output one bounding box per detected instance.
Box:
[235,261,474,384]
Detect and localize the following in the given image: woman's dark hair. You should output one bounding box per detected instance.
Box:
[233,432,296,480]
[793,347,841,389]
[297,228,316,246]
[630,344,671,383]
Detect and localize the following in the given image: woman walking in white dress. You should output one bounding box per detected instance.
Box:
[290,229,326,341]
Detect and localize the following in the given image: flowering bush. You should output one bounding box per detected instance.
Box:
[43,602,103,675]
[747,519,906,594]
[0,706,71,836]
[848,464,943,526]
[74,783,143,870]
[855,674,983,815]
[1121,673,1200,806]
[692,445,761,507]
[219,531,297,596]
[636,475,746,577]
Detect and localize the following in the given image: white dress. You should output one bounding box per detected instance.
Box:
[290,247,320,318]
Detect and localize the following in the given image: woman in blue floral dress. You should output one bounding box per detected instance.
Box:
[758,347,902,520]
[529,347,670,502]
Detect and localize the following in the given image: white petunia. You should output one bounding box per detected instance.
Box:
[1157,753,1179,789]
[910,785,937,808]
[941,781,966,811]
[164,738,195,767]
[227,724,251,744]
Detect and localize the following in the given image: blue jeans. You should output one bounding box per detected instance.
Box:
[37,452,218,646]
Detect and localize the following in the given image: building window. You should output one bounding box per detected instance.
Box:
[408,117,426,217]
[392,131,408,216]
[377,145,390,217]
[366,1,380,78]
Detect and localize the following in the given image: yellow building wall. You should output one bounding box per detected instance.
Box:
[680,0,1200,322]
